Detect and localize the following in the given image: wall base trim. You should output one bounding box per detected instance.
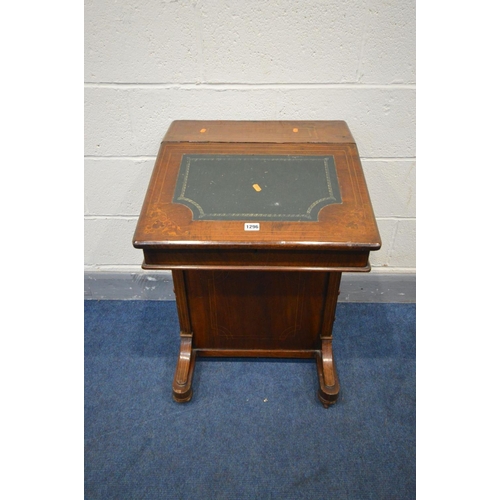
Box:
[84,271,415,303]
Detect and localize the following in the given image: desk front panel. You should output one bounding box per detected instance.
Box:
[184,270,330,352]
[142,247,370,271]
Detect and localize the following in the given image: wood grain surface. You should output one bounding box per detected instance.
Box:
[134,121,380,406]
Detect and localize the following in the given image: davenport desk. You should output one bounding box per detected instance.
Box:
[133,120,381,407]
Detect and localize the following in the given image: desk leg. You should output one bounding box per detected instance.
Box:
[172,270,196,403]
[171,269,342,407]
[316,272,342,407]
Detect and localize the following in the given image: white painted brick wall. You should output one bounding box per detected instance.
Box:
[84,0,415,272]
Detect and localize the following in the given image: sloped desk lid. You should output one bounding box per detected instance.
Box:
[133,121,381,251]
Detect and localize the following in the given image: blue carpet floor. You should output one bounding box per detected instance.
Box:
[85,301,415,499]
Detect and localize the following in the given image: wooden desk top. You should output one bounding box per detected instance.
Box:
[133,120,381,271]
[163,120,356,144]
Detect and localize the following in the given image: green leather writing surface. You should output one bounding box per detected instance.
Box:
[173,154,342,221]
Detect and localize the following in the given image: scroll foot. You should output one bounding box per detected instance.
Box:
[172,334,196,403]
[316,337,340,407]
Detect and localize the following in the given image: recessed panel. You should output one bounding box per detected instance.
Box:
[173,154,342,221]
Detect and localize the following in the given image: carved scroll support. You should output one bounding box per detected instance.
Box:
[172,332,196,403]
[172,270,196,403]
[316,271,342,407]
[316,336,340,407]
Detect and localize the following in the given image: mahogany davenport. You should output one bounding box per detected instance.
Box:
[133,120,381,407]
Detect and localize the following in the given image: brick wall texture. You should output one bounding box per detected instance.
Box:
[84,0,415,272]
